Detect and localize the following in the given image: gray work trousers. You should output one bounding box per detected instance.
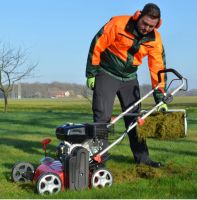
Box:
[92,70,149,163]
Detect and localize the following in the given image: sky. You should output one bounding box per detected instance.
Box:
[0,0,197,89]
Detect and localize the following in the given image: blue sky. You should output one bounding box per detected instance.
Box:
[0,0,196,89]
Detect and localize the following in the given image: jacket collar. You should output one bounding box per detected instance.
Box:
[125,17,156,42]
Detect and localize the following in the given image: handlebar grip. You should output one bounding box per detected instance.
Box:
[158,68,183,83]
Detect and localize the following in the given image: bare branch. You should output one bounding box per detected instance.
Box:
[0,44,37,112]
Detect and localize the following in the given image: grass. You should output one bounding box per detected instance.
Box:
[0,97,197,198]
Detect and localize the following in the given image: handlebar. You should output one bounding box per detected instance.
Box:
[158,68,183,83]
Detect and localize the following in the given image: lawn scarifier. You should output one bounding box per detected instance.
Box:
[11,69,188,195]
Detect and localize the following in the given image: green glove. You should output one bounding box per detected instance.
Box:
[157,103,168,112]
[86,77,95,90]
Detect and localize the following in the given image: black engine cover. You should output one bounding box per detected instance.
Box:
[55,123,110,143]
[56,123,87,143]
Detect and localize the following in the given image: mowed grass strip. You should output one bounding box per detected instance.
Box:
[0,97,196,198]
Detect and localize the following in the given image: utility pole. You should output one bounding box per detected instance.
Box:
[18,83,21,99]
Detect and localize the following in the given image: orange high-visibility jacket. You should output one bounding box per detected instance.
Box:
[86,15,166,102]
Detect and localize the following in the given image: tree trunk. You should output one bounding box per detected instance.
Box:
[3,94,8,112]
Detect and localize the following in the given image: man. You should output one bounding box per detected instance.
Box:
[86,3,167,167]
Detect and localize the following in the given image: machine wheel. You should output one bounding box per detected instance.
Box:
[11,162,34,182]
[36,172,62,195]
[91,168,113,188]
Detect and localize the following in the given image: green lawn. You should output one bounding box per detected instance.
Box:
[0,97,197,199]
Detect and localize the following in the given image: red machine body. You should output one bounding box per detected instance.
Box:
[33,159,65,190]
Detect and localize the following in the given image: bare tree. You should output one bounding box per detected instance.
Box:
[0,44,37,112]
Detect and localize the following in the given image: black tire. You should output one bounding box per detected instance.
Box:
[11,162,34,182]
[91,168,113,188]
[36,172,62,195]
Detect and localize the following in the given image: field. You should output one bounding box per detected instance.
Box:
[0,97,197,199]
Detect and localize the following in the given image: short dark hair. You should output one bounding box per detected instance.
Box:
[141,3,161,19]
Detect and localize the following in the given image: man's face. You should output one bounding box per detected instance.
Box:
[136,15,159,35]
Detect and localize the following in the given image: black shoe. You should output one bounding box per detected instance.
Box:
[144,159,163,168]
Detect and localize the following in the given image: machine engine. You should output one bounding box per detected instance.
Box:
[55,122,112,161]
